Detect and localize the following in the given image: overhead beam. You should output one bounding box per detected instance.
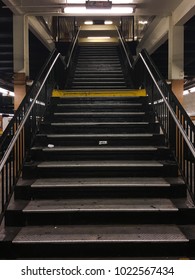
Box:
[137,0,195,55]
[28,16,55,51]
[173,0,195,25]
[2,0,23,15]
[137,17,169,54]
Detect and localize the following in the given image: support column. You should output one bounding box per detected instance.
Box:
[14,73,27,110]
[171,80,184,104]
[168,16,184,104]
[13,15,29,110]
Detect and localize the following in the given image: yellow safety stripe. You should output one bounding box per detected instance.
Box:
[52,89,147,97]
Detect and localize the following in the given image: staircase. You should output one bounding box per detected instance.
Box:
[67,44,133,89]
[1,92,195,259]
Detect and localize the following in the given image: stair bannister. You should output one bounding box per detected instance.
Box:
[133,49,195,201]
[116,26,133,69]
[66,27,81,69]
[0,49,66,223]
[116,26,135,88]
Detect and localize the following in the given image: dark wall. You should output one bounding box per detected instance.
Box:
[151,41,168,80]
[0,0,13,91]
[29,31,50,80]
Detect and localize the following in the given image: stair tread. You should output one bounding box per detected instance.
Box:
[32,146,162,152]
[12,225,188,243]
[37,160,165,168]
[29,177,184,188]
[22,198,179,212]
[74,73,124,76]
[73,78,125,81]
[56,103,143,106]
[50,122,150,126]
[75,71,124,73]
[71,86,128,89]
[44,133,156,138]
[72,82,126,84]
[54,112,145,115]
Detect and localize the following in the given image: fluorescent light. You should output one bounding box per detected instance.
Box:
[138,20,148,25]
[112,0,134,3]
[104,20,113,25]
[66,0,134,3]
[0,87,8,94]
[84,21,93,25]
[64,6,134,14]
[0,87,14,97]
[189,87,195,93]
[183,86,195,95]
[87,36,111,39]
[183,90,190,95]
[66,0,86,3]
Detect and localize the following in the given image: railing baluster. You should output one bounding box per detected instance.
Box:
[1,167,5,213]
[0,49,66,224]
[134,49,195,203]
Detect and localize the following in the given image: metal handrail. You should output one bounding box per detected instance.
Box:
[0,49,65,223]
[139,52,195,158]
[133,48,195,201]
[0,52,60,174]
[66,27,81,68]
[116,26,133,69]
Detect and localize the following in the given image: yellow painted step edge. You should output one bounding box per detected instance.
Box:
[52,89,147,97]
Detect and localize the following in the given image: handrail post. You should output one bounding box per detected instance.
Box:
[0,50,63,223]
[135,49,195,202]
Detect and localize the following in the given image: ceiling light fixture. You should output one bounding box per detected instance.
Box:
[183,90,190,95]
[64,6,134,15]
[189,87,195,93]
[112,0,134,3]
[66,0,134,3]
[104,20,113,25]
[84,20,94,25]
[87,36,111,39]
[0,87,15,97]
[138,20,148,25]
[183,87,195,95]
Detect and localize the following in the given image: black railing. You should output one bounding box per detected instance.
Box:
[62,28,80,88]
[116,27,134,68]
[0,49,66,223]
[134,49,195,201]
[66,27,80,68]
[116,27,135,88]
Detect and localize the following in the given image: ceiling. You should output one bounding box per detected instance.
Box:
[1,0,183,16]
[1,0,185,40]
[0,0,195,89]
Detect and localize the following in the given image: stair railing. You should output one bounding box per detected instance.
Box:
[66,27,81,68]
[116,26,135,87]
[133,49,195,201]
[116,26,133,69]
[0,49,66,223]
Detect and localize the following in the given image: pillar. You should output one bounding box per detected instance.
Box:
[168,16,184,104]
[13,15,29,110]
